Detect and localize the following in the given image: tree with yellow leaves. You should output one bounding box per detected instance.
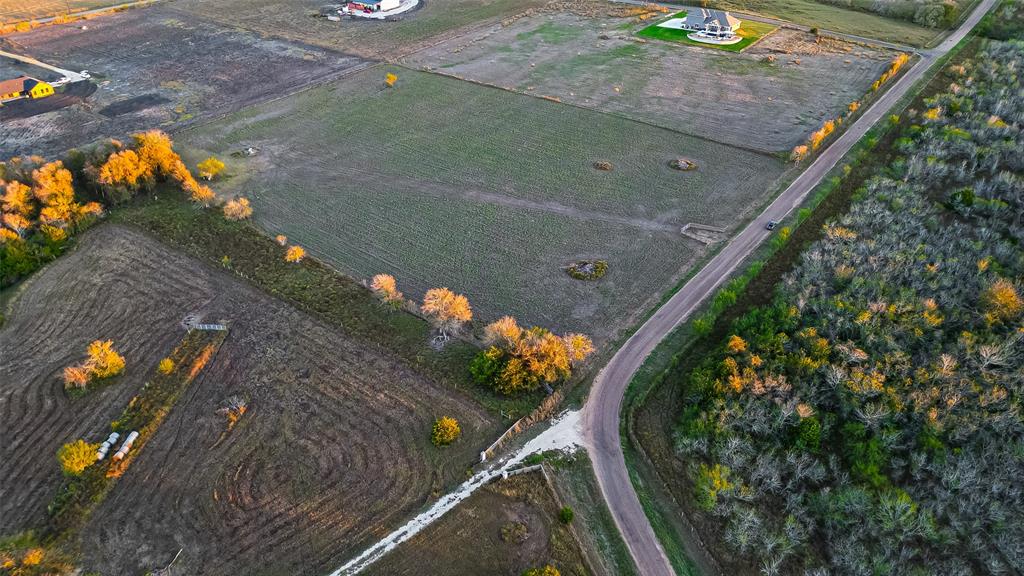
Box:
[431,416,461,446]
[222,197,252,220]
[421,287,472,340]
[85,339,126,378]
[2,180,34,216]
[133,130,180,177]
[57,439,98,476]
[982,278,1022,323]
[198,156,226,181]
[285,245,306,262]
[184,179,215,206]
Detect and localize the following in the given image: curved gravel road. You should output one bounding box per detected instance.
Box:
[581,1,999,573]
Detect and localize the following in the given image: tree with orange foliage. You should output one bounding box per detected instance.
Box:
[98,149,153,203]
[475,315,593,395]
[421,287,472,340]
[2,180,34,216]
[371,273,404,307]
[132,130,180,177]
[2,213,29,238]
[222,197,252,220]
[184,179,216,206]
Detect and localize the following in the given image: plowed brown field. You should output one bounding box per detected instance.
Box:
[0,224,499,575]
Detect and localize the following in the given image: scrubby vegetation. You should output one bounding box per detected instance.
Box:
[674,39,1024,573]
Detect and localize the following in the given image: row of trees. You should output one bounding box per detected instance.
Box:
[676,39,1024,574]
[369,275,594,395]
[791,54,909,162]
[0,131,237,288]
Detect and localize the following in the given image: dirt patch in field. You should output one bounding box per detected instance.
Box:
[171,0,551,60]
[0,224,499,575]
[0,6,367,156]
[364,471,589,576]
[402,13,896,153]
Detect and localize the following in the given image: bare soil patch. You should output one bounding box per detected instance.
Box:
[171,0,551,60]
[0,6,367,156]
[0,224,499,575]
[363,471,589,576]
[402,14,896,152]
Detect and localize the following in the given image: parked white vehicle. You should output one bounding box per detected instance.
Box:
[79,70,91,79]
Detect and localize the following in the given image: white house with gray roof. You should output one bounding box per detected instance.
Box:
[681,9,741,39]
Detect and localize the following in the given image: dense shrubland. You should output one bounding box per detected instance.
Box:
[676,39,1024,574]
[816,0,962,28]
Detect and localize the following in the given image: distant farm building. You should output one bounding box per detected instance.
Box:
[346,0,400,13]
[0,76,54,103]
[681,9,741,39]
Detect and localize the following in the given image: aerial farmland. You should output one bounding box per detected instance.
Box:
[1,0,991,572]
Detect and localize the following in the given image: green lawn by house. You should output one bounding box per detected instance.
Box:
[637,13,777,52]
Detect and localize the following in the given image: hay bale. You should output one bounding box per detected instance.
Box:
[593,160,614,171]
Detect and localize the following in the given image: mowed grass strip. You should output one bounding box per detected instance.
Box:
[181,67,785,344]
[638,13,778,52]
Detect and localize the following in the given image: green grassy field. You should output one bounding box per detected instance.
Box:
[703,0,942,46]
[637,13,778,52]
[180,66,786,346]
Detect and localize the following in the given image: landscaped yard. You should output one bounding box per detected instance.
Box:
[637,12,778,52]
[179,66,786,347]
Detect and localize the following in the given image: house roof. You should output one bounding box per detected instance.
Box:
[684,9,740,28]
[0,75,40,95]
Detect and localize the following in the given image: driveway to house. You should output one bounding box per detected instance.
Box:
[581,0,999,574]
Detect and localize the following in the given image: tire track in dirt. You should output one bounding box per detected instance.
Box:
[0,224,500,575]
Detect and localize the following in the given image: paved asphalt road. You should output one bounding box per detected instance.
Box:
[581,0,999,573]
